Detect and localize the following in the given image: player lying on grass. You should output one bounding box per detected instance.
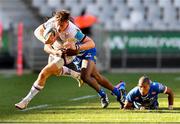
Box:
[15,10,125,109]
[115,76,174,110]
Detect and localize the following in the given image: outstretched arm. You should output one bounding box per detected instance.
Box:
[164,87,174,110]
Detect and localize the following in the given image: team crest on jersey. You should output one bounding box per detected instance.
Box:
[158,83,165,91]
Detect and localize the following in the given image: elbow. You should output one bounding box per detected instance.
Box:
[85,37,95,49]
[91,41,95,48]
[89,38,95,49]
[34,27,39,39]
[34,24,43,37]
[170,89,174,97]
[169,91,174,99]
[34,24,46,43]
[167,87,174,96]
[166,87,174,102]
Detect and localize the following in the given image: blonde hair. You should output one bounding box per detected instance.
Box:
[54,10,70,22]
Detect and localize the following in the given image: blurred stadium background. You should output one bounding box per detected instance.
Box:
[1,0,180,72]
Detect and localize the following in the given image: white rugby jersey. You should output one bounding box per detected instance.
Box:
[43,17,85,50]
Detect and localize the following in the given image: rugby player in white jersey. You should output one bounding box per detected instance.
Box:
[15,11,84,110]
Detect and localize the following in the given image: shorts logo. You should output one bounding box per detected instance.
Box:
[158,83,165,91]
[85,54,92,58]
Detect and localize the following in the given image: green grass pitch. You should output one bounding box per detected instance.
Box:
[0,72,180,123]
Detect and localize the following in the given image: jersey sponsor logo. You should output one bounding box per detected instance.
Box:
[158,83,165,91]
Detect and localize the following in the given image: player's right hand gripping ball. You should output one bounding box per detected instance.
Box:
[44,28,56,44]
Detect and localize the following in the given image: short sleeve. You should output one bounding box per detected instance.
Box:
[153,82,167,93]
[75,30,85,42]
[126,89,135,103]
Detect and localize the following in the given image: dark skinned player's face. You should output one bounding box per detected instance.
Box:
[138,82,150,96]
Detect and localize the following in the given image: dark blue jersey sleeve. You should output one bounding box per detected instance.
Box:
[126,87,139,103]
[152,82,167,93]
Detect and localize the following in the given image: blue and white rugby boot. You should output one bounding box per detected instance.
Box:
[114,81,126,109]
[100,94,109,108]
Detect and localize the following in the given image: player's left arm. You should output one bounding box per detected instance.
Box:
[157,82,174,110]
[77,36,95,51]
[164,87,174,110]
[63,30,95,51]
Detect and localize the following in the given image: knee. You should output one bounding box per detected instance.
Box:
[39,70,48,80]
[81,73,91,83]
[39,68,52,80]
[93,73,102,81]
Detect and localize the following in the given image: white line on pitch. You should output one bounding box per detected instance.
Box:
[70,95,97,101]
[21,104,50,111]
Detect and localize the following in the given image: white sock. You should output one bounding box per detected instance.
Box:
[62,66,80,79]
[23,81,44,102]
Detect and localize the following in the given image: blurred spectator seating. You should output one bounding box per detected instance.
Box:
[2,0,180,31]
[0,0,38,29]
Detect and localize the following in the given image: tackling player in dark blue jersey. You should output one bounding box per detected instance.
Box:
[123,76,174,110]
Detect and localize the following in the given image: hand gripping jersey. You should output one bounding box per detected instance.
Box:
[44,17,97,65]
[43,17,86,50]
[43,17,85,64]
[126,82,167,109]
